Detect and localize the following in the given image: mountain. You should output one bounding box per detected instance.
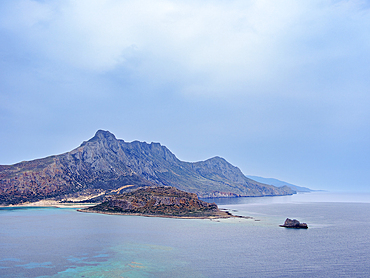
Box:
[0,130,295,205]
[246,176,312,192]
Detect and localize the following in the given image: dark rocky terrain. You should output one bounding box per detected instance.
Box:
[80,186,231,218]
[0,130,294,205]
[279,218,308,229]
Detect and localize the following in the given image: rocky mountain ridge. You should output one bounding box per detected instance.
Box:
[0,130,294,205]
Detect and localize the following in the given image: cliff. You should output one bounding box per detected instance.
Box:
[0,130,295,205]
[80,186,231,218]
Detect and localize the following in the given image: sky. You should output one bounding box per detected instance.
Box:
[1,0,370,192]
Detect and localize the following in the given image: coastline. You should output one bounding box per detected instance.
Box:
[0,203,252,220]
[0,200,99,209]
[77,208,253,220]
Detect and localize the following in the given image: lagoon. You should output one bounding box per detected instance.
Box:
[1,192,370,277]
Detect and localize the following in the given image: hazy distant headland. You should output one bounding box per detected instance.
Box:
[0,130,295,206]
[246,176,313,192]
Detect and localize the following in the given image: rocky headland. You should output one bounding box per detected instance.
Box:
[79,186,233,219]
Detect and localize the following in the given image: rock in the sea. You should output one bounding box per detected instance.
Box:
[279,218,308,229]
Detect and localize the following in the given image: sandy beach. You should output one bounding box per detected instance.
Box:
[0,200,98,209]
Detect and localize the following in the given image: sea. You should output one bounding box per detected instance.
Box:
[1,191,370,278]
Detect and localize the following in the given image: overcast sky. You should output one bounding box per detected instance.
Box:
[1,0,369,192]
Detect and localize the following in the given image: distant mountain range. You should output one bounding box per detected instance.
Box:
[246,176,312,192]
[0,130,295,205]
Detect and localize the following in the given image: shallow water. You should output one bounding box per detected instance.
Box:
[1,192,369,277]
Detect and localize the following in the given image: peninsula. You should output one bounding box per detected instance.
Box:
[78,186,234,219]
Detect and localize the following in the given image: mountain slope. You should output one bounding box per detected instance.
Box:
[0,130,294,205]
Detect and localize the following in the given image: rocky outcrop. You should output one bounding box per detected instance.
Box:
[0,130,295,205]
[80,186,231,218]
[279,218,308,229]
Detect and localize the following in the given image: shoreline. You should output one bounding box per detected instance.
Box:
[77,208,253,220]
[0,203,252,220]
[1,200,254,220]
[0,201,99,209]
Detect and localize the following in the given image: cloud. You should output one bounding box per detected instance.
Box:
[2,0,370,125]
[1,0,370,191]
[2,0,370,98]
[2,0,370,134]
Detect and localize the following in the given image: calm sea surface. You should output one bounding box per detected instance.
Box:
[1,192,370,278]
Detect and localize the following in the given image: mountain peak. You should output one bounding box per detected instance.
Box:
[79,130,119,147]
[94,130,117,140]
[84,130,118,144]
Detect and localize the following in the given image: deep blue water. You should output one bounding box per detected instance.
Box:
[1,192,370,277]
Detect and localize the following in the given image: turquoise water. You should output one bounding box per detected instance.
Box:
[1,192,370,277]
